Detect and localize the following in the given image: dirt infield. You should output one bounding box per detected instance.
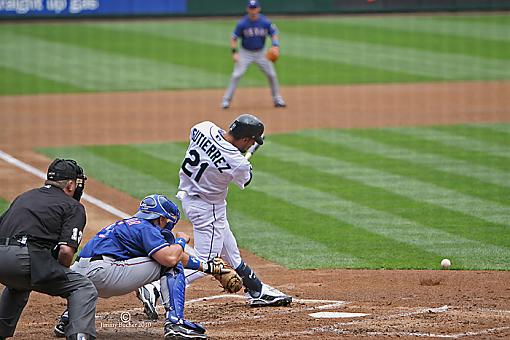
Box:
[1,82,510,339]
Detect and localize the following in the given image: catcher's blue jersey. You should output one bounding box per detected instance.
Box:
[233,14,277,51]
[79,217,169,260]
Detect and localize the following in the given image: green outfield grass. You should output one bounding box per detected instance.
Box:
[1,13,509,95]
[39,123,510,270]
[0,198,9,215]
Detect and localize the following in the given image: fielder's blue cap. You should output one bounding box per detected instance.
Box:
[134,194,180,224]
[247,0,260,8]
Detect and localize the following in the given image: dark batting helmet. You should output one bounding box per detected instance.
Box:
[229,114,264,145]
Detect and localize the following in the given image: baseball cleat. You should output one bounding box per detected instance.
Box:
[221,99,230,109]
[274,98,286,108]
[164,321,207,339]
[54,310,69,337]
[136,284,159,320]
[247,284,292,307]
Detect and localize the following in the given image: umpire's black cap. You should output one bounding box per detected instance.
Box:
[47,159,85,181]
[229,114,264,145]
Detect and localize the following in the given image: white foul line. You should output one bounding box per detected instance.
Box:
[0,150,130,219]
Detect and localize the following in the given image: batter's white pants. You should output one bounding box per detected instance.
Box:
[178,192,243,285]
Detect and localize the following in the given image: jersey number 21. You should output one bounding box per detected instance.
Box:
[181,149,209,182]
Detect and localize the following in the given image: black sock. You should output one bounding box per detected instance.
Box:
[235,260,263,296]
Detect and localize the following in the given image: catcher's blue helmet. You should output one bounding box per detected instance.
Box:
[134,194,180,228]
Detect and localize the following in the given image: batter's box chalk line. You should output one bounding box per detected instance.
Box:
[96,294,348,325]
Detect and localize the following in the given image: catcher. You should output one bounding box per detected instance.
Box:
[54,194,238,339]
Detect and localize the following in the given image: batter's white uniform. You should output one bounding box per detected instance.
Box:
[177,121,252,284]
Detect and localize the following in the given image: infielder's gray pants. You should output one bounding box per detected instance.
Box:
[0,245,97,338]
[223,47,282,102]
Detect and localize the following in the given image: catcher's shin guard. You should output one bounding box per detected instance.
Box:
[161,264,185,322]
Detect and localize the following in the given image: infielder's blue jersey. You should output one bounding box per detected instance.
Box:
[233,14,277,51]
[79,217,169,260]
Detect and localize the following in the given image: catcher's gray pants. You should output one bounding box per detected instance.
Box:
[71,256,163,298]
[223,47,283,103]
[0,245,97,338]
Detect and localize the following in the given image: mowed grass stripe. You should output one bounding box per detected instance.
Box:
[477,123,510,134]
[0,66,86,95]
[345,129,509,172]
[299,129,510,195]
[263,141,510,227]
[39,146,177,200]
[96,20,431,84]
[229,210,364,269]
[93,20,509,80]
[389,127,510,159]
[429,125,510,149]
[231,181,441,269]
[255,146,509,249]
[0,32,228,91]
[303,16,510,43]
[249,170,509,269]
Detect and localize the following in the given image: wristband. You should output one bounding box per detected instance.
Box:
[185,256,201,270]
[231,48,238,54]
[175,237,186,251]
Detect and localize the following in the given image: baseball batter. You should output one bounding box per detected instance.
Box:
[138,115,290,309]
[54,194,229,339]
[222,0,286,109]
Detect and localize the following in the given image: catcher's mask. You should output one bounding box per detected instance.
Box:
[229,113,264,145]
[47,158,87,202]
[134,194,180,230]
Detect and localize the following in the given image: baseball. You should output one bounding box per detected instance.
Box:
[441,259,451,269]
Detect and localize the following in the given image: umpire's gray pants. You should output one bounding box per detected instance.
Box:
[223,47,282,102]
[0,245,97,338]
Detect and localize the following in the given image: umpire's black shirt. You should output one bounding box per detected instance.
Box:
[0,185,86,250]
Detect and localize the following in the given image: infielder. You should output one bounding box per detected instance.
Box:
[137,114,292,317]
[54,194,228,339]
[222,0,286,109]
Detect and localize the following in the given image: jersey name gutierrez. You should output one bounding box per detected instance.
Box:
[191,128,232,173]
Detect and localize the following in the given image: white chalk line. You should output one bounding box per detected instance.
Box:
[96,294,348,325]
[0,150,130,219]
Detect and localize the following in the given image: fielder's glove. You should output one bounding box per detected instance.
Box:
[203,257,243,294]
[266,47,279,62]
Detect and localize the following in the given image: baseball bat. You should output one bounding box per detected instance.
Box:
[245,135,264,160]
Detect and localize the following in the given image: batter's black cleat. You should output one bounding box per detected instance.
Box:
[164,321,207,339]
[54,310,69,337]
[247,284,292,307]
[136,285,159,320]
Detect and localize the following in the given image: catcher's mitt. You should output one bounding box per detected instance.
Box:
[205,257,243,293]
[266,47,279,63]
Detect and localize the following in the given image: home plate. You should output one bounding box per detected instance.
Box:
[309,312,370,319]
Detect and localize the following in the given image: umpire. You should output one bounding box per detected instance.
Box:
[0,159,97,340]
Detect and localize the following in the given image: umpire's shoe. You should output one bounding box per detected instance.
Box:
[136,284,159,320]
[247,283,292,307]
[164,320,207,339]
[54,310,69,337]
